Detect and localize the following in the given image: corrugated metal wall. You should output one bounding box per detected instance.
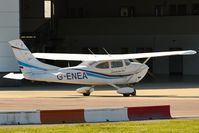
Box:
[0,0,19,72]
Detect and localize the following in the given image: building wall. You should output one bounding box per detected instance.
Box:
[57,17,199,75]
[0,0,19,72]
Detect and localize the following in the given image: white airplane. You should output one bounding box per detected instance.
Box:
[4,39,196,96]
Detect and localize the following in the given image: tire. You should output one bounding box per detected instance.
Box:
[131,90,136,96]
[123,93,130,97]
[83,93,90,96]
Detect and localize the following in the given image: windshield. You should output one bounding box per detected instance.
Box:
[125,59,131,66]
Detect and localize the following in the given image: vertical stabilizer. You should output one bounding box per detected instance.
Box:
[9,39,59,74]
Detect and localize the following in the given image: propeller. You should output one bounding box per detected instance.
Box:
[147,69,157,79]
[132,59,157,79]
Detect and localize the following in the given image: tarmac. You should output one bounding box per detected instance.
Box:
[0,79,199,118]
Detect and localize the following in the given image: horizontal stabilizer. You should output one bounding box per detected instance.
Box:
[3,73,24,80]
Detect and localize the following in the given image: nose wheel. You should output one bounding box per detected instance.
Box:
[109,84,137,97]
[83,93,90,96]
[123,90,136,97]
[131,89,136,96]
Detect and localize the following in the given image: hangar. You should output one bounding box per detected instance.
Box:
[0,0,198,86]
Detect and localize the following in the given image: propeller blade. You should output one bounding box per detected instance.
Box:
[147,70,157,79]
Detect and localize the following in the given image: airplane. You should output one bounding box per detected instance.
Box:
[4,39,196,97]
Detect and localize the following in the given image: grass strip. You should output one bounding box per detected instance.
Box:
[0,119,198,133]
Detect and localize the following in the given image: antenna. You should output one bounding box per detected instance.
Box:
[88,48,95,55]
[102,48,110,55]
[67,61,70,67]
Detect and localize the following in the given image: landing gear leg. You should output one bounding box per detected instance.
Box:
[131,89,136,96]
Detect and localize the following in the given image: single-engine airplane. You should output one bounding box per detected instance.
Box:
[4,39,196,96]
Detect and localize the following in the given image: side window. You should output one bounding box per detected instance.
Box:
[96,62,109,69]
[125,59,131,66]
[111,60,123,68]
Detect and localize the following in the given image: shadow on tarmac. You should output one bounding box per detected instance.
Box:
[0,75,199,91]
[38,94,199,99]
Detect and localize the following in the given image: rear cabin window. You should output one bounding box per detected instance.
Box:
[96,62,109,69]
[111,60,123,68]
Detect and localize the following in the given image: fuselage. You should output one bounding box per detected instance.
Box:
[25,60,149,85]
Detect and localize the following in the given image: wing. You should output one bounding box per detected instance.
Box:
[33,50,196,61]
[3,73,24,80]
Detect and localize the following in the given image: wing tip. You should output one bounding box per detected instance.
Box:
[185,50,197,55]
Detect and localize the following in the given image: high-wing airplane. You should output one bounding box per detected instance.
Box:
[4,39,196,96]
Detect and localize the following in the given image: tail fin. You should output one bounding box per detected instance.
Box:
[9,39,59,74]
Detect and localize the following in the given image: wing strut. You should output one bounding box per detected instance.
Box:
[143,57,151,64]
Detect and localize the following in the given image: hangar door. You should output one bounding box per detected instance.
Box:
[169,48,183,75]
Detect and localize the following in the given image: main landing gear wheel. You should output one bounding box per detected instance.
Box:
[123,93,130,97]
[83,93,90,96]
[76,87,94,96]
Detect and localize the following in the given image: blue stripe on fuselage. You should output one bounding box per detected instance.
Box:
[74,69,129,79]
[17,60,47,71]
[86,71,118,79]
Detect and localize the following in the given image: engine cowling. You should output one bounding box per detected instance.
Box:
[76,87,94,94]
[117,87,135,94]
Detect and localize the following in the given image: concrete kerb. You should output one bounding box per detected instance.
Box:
[84,107,129,123]
[40,109,85,124]
[127,105,171,120]
[0,105,172,125]
[0,110,41,125]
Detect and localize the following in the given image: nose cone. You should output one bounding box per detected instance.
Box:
[135,64,149,83]
[130,62,149,74]
[139,64,149,71]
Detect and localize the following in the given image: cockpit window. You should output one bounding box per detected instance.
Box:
[125,59,131,66]
[111,60,123,68]
[96,62,109,69]
[89,61,96,66]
